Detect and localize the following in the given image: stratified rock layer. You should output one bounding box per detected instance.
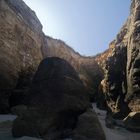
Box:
[1,0,140,135]
[0,0,46,113]
[0,0,44,89]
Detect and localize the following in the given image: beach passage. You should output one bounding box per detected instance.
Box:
[92,103,140,140]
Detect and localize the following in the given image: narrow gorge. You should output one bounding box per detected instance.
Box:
[0,0,140,140]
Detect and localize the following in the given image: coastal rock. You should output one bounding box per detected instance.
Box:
[45,37,103,101]
[101,42,130,119]
[0,0,46,112]
[126,0,140,112]
[0,0,44,89]
[124,112,140,132]
[2,0,140,135]
[97,0,140,119]
[12,57,90,139]
[73,110,106,140]
[0,0,103,113]
[95,0,140,130]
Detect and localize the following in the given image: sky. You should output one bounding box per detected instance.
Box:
[23,0,130,56]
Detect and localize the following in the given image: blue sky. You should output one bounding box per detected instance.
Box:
[23,0,130,56]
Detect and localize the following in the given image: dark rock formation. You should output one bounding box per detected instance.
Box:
[124,112,140,132]
[96,0,140,131]
[103,43,130,119]
[5,0,43,32]
[12,57,90,139]
[73,110,106,140]
[45,37,103,101]
[96,36,130,118]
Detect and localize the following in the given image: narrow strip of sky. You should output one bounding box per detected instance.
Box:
[23,0,130,56]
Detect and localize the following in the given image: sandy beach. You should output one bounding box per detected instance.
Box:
[92,103,140,140]
[0,107,140,140]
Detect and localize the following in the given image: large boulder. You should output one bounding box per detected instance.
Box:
[46,37,104,102]
[12,57,90,139]
[73,110,106,140]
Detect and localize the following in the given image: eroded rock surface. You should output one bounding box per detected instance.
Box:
[124,112,140,132]
[96,0,140,131]
[73,110,106,140]
[0,0,103,113]
[126,0,140,112]
[12,57,90,139]
[0,0,46,112]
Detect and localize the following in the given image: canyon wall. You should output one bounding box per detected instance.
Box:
[0,0,103,113]
[1,0,140,136]
[97,0,140,131]
[98,24,129,118]
[0,0,46,89]
[126,0,140,112]
[0,0,47,112]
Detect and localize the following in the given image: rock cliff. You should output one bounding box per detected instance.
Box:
[45,37,103,101]
[0,0,105,139]
[126,0,140,112]
[96,0,140,131]
[0,0,47,112]
[0,0,102,113]
[1,0,140,137]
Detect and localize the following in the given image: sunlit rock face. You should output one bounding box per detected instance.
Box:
[96,0,140,122]
[3,0,140,134]
[0,0,46,113]
[0,0,103,113]
[0,0,45,89]
[108,45,130,118]
[126,0,140,112]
